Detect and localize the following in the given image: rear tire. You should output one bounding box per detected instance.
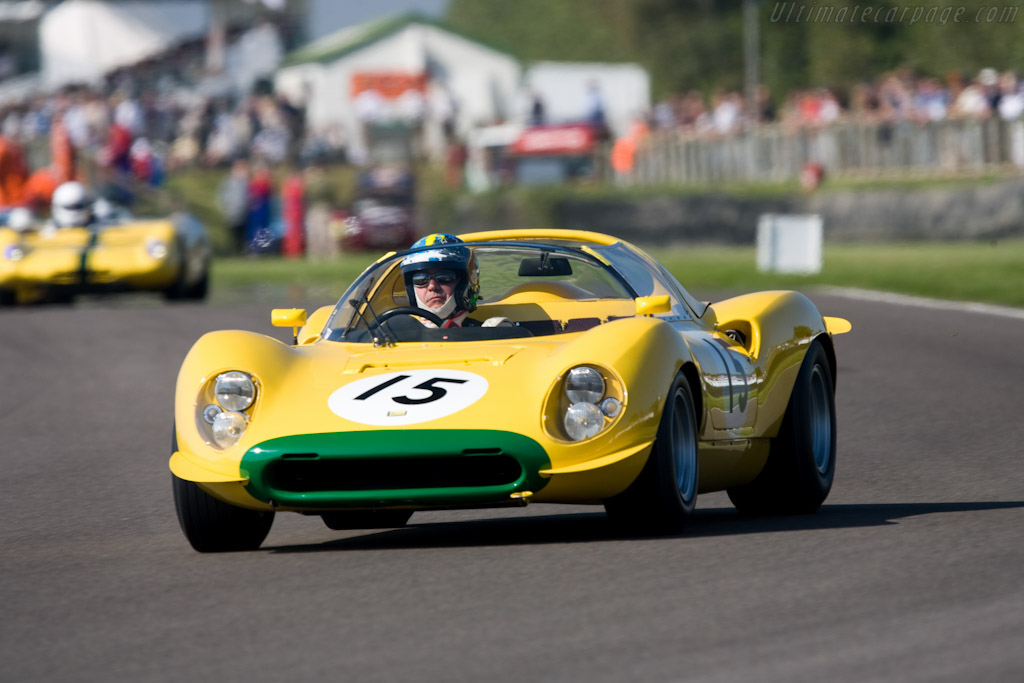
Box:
[164,242,204,301]
[727,340,836,515]
[321,510,413,530]
[183,264,210,300]
[163,267,186,300]
[605,372,699,533]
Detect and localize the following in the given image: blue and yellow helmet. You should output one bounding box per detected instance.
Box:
[401,233,480,313]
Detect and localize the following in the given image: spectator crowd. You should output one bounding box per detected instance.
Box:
[647,66,1024,138]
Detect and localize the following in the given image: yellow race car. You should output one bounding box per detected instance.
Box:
[170,229,850,552]
[0,207,210,305]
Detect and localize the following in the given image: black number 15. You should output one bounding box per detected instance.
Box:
[354,375,468,405]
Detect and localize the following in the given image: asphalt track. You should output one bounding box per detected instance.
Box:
[2,290,1023,682]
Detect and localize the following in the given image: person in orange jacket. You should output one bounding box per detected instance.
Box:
[23,115,77,212]
[0,126,28,206]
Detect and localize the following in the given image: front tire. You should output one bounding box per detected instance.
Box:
[727,340,836,515]
[173,475,274,552]
[605,372,699,533]
[171,423,273,551]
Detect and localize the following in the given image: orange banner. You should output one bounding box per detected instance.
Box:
[352,72,427,99]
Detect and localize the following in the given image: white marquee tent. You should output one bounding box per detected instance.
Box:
[40,0,208,88]
[274,13,522,161]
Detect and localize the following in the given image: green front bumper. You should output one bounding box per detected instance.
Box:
[241,429,551,510]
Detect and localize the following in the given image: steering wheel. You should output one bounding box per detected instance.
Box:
[369,306,445,329]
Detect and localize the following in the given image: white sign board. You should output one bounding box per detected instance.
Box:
[757,214,823,274]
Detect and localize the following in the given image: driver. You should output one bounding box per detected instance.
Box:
[50,181,96,229]
[400,233,510,329]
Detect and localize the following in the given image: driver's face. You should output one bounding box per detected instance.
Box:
[414,269,457,310]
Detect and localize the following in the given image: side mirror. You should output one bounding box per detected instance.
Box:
[635,295,671,317]
[297,305,334,345]
[824,316,852,335]
[272,308,307,344]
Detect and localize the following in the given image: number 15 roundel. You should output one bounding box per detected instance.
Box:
[328,370,489,426]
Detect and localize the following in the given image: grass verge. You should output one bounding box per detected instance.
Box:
[213,239,1024,309]
[653,240,1024,307]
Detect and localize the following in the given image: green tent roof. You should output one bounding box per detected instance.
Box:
[282,12,517,68]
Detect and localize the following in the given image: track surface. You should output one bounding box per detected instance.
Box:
[2,291,1023,682]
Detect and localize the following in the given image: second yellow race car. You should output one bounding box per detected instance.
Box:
[0,205,210,305]
[170,229,850,552]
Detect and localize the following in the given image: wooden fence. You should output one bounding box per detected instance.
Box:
[618,117,1024,185]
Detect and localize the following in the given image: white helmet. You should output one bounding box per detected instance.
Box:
[6,207,35,232]
[51,181,93,228]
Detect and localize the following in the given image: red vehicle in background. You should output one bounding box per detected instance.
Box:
[507,123,599,185]
[342,165,418,250]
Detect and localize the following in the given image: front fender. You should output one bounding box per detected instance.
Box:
[551,315,692,401]
[544,316,693,449]
[174,330,297,479]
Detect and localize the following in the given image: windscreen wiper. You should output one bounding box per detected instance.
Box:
[340,276,378,338]
[345,294,394,347]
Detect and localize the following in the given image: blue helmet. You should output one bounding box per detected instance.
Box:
[401,233,479,314]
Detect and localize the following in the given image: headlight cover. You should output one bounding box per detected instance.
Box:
[565,366,605,404]
[211,411,248,449]
[564,401,604,441]
[215,371,255,411]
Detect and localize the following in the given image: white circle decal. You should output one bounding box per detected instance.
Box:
[328,369,489,426]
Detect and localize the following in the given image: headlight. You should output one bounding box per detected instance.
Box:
[564,402,604,441]
[544,364,625,442]
[565,366,604,403]
[202,404,223,424]
[211,411,248,448]
[600,397,621,417]
[3,244,24,262]
[146,238,168,260]
[215,371,255,411]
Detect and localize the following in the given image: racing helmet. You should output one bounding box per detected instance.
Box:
[51,181,93,228]
[400,233,479,316]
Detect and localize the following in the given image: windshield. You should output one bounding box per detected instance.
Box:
[589,242,707,319]
[323,241,636,343]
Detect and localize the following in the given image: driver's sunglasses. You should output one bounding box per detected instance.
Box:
[411,270,458,287]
